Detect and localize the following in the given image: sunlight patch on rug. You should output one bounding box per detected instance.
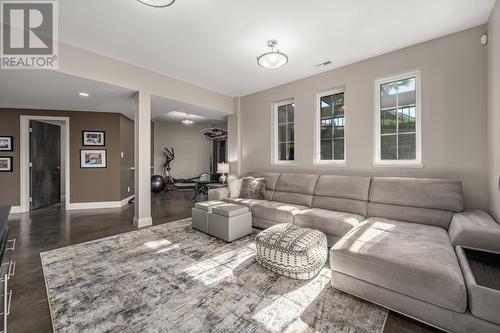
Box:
[253,267,331,332]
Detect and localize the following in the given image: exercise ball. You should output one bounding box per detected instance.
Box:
[151,175,166,193]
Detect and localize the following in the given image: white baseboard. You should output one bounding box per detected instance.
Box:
[66,195,134,211]
[120,195,134,206]
[9,206,25,214]
[10,196,135,212]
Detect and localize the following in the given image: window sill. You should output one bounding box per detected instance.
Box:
[313,160,347,167]
[372,162,424,169]
[270,161,296,166]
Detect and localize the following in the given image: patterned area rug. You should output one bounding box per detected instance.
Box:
[41,219,388,333]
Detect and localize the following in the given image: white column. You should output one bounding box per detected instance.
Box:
[227,97,242,177]
[134,91,152,228]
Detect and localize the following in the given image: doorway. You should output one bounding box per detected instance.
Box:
[20,116,70,212]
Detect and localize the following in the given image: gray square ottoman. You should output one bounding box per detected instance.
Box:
[191,200,225,233]
[208,204,252,242]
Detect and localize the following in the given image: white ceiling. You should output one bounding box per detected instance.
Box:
[0,70,137,116]
[151,96,227,123]
[0,70,228,122]
[58,0,496,97]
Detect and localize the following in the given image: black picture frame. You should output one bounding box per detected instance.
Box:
[82,130,105,146]
[0,157,12,172]
[80,149,107,169]
[0,136,13,151]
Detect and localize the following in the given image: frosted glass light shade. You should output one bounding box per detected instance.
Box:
[137,0,175,7]
[257,51,288,69]
[217,163,229,174]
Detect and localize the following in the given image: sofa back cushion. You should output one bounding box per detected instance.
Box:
[273,173,319,207]
[246,172,281,200]
[368,177,464,228]
[312,175,371,216]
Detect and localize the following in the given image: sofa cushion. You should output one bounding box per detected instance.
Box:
[312,175,371,216]
[313,196,368,217]
[369,177,463,212]
[331,217,467,313]
[314,175,371,201]
[272,173,319,207]
[252,201,308,224]
[294,208,364,241]
[272,192,314,207]
[368,177,463,228]
[367,202,454,229]
[222,197,268,208]
[275,173,319,194]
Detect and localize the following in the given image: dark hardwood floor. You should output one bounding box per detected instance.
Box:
[7,191,441,333]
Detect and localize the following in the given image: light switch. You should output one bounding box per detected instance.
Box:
[121,152,124,158]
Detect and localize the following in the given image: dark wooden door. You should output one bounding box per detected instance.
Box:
[30,120,61,210]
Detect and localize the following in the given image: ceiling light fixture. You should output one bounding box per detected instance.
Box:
[79,92,89,97]
[257,39,288,69]
[137,0,175,8]
[182,119,194,125]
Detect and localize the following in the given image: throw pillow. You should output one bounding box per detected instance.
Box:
[228,178,243,198]
[240,177,265,199]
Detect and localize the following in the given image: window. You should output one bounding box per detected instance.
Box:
[315,89,345,164]
[374,71,422,167]
[272,100,294,163]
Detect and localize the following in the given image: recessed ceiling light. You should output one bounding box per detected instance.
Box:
[137,0,175,8]
[182,119,194,125]
[257,40,288,69]
[79,92,89,97]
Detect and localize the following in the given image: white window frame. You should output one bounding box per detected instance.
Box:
[314,88,347,166]
[373,70,423,168]
[271,99,295,165]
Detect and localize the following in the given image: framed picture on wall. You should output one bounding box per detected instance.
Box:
[82,131,105,146]
[0,157,12,172]
[80,149,107,168]
[0,136,13,151]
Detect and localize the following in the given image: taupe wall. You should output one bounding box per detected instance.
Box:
[488,2,500,221]
[153,121,226,179]
[239,26,488,210]
[0,109,122,205]
[120,115,134,200]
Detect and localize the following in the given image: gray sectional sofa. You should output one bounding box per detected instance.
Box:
[208,172,500,333]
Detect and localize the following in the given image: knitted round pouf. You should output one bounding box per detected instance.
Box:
[255,223,328,280]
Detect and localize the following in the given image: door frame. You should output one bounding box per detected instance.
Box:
[20,115,70,212]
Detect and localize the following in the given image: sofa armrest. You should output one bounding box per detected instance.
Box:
[208,187,229,201]
[449,210,500,252]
